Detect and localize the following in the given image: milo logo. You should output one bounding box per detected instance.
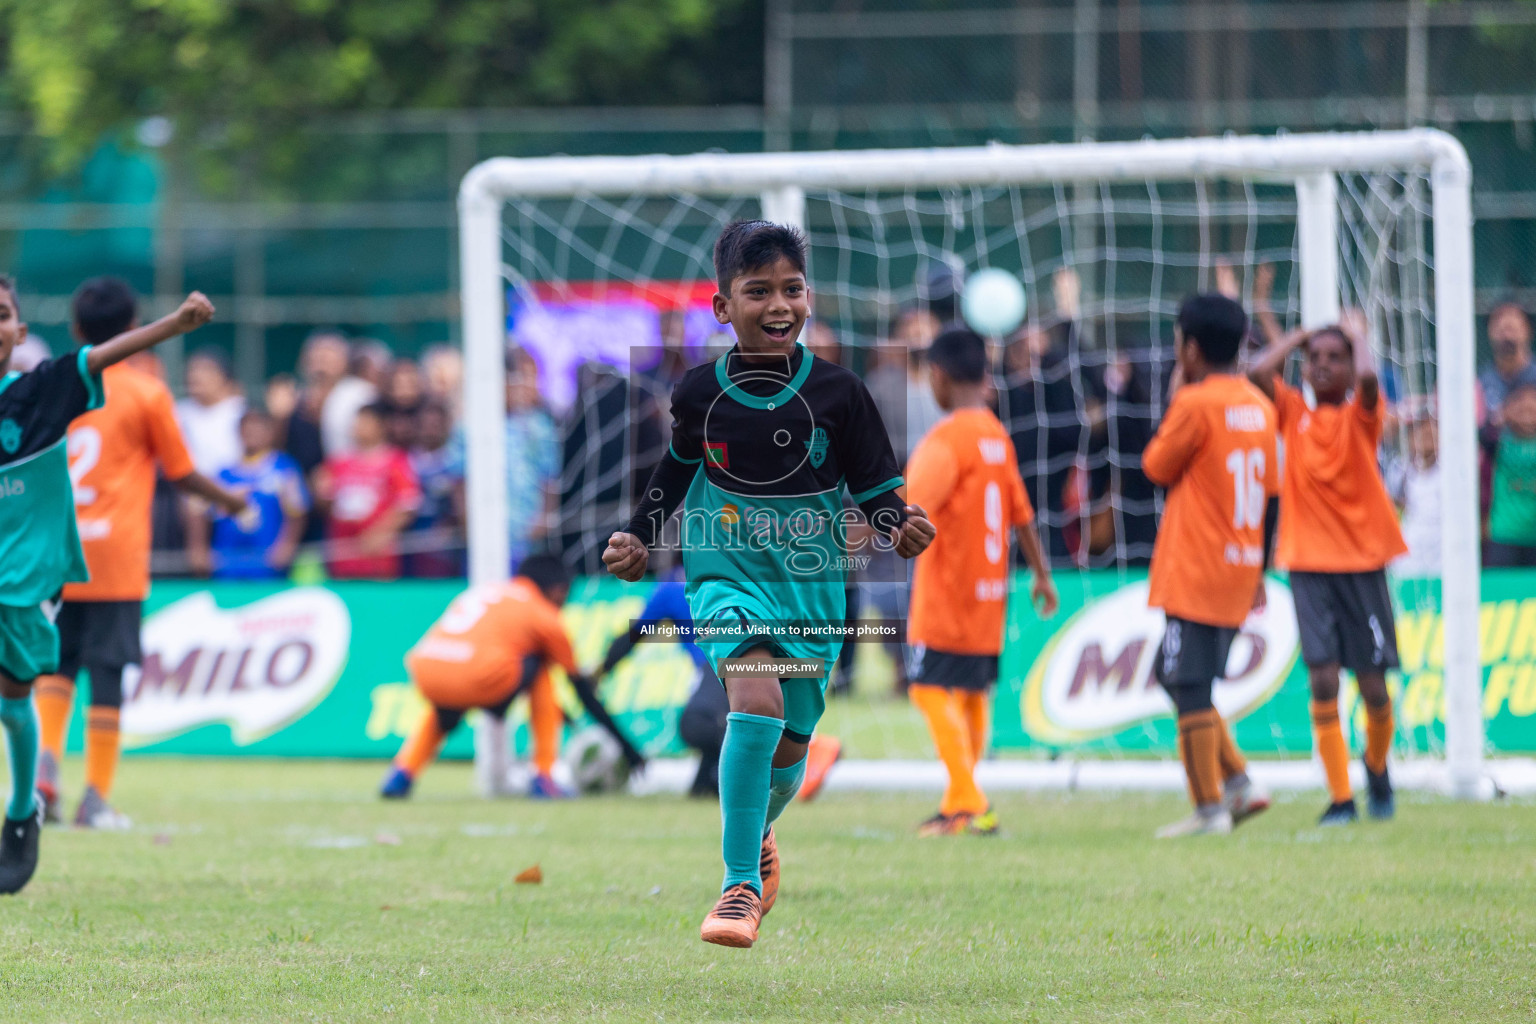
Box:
[1021,580,1299,743]
[123,588,351,747]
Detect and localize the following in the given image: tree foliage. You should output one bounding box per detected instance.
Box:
[0,0,760,183]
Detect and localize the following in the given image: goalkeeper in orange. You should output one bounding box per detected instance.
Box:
[905,326,1058,836]
[380,554,644,799]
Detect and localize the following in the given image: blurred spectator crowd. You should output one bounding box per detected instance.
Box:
[116,269,1536,584]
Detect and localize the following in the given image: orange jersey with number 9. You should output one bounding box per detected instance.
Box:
[1143,374,1279,629]
[906,408,1035,655]
[406,577,580,709]
[63,362,196,602]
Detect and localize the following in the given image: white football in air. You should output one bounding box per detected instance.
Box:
[962,267,1028,337]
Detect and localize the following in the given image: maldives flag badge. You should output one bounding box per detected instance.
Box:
[704,442,729,468]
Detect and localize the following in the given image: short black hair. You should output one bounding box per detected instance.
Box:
[1489,300,1530,325]
[240,406,275,426]
[188,345,233,379]
[926,326,989,384]
[518,552,571,596]
[355,402,388,422]
[712,219,807,294]
[1306,325,1353,357]
[1176,294,1247,367]
[0,275,20,318]
[73,277,137,344]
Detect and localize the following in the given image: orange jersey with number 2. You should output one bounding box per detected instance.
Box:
[906,407,1035,655]
[406,577,580,709]
[1143,374,1279,629]
[64,362,196,602]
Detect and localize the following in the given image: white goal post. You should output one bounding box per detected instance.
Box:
[458,129,1487,799]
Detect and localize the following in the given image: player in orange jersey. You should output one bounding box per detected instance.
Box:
[905,327,1058,836]
[380,554,645,800]
[1143,294,1278,838]
[1249,314,1406,825]
[34,278,247,829]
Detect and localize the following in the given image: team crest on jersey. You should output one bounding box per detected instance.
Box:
[0,419,19,455]
[805,427,829,468]
[704,442,729,468]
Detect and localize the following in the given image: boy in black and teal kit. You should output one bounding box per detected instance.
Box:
[0,277,216,894]
[604,222,935,947]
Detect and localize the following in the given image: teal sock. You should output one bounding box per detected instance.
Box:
[0,696,38,820]
[763,754,807,834]
[718,712,783,895]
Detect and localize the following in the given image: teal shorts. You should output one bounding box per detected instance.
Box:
[0,602,60,683]
[689,583,837,742]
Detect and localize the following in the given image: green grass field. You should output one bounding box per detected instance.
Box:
[2,759,1533,1023]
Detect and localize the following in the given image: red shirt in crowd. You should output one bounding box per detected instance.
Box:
[321,445,421,579]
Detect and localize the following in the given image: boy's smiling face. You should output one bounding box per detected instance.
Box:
[713,256,810,357]
[0,287,27,374]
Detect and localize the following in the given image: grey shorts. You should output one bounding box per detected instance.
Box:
[1290,569,1399,673]
[1155,617,1238,688]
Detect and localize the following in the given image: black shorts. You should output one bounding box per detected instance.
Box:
[1155,617,1237,687]
[1485,541,1536,568]
[57,600,143,678]
[1290,569,1400,672]
[906,646,999,692]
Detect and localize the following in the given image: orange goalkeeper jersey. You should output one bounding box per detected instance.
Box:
[906,407,1035,655]
[406,577,580,709]
[1144,374,1278,629]
[64,362,196,602]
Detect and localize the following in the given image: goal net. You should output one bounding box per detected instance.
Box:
[458,132,1490,799]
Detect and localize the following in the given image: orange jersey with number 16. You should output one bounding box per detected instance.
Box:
[1143,374,1279,630]
[63,362,196,602]
[906,407,1035,655]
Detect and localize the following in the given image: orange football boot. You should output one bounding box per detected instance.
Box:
[797,735,842,802]
[917,811,974,837]
[700,883,763,948]
[759,828,780,915]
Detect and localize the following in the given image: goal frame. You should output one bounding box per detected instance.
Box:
[457,129,1486,799]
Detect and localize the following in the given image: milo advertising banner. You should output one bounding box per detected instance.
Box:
[995,569,1536,755]
[60,570,1536,758]
[100,577,694,760]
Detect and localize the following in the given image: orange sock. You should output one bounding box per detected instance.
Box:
[910,684,987,816]
[1364,699,1394,775]
[35,675,75,760]
[394,709,449,777]
[84,706,121,799]
[529,672,561,776]
[959,690,990,771]
[1216,713,1248,782]
[1175,708,1224,809]
[1311,699,1353,803]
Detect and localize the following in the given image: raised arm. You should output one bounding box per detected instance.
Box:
[1250,263,1284,350]
[1246,327,1309,400]
[1342,308,1379,411]
[85,293,214,374]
